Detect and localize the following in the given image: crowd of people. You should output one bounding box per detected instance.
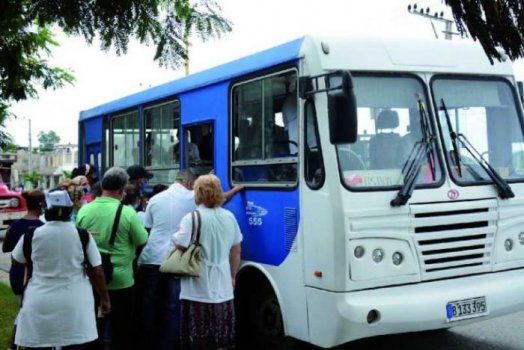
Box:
[3,163,244,350]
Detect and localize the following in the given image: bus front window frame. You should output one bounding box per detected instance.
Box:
[431,75,524,186]
[339,73,444,192]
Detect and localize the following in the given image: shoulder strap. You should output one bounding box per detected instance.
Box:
[109,203,124,246]
[194,210,202,244]
[22,226,37,284]
[77,227,92,268]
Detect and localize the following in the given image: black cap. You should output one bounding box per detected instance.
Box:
[126,165,153,181]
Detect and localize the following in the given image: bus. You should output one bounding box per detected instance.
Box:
[79,36,524,348]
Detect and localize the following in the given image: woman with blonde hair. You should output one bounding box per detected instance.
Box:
[173,174,242,349]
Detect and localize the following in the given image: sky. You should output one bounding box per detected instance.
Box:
[7,0,524,147]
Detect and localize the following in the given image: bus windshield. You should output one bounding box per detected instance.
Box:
[432,78,524,183]
[338,74,442,189]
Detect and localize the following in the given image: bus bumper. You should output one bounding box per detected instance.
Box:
[305,269,524,348]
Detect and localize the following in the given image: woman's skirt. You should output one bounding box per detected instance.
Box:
[15,277,97,348]
[180,299,236,349]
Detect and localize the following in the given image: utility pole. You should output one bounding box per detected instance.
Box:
[28,118,32,172]
[407,3,458,40]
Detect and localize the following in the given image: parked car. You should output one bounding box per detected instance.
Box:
[0,179,27,233]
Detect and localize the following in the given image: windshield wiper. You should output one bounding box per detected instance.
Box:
[440,99,462,177]
[439,99,514,199]
[391,99,435,207]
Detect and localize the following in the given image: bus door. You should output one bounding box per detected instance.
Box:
[230,69,300,266]
[82,117,103,172]
[86,144,102,172]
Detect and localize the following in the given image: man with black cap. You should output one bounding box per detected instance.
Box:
[126,165,153,213]
[127,165,153,193]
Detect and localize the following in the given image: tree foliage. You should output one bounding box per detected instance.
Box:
[0,0,232,143]
[22,170,42,189]
[38,130,60,152]
[446,0,524,64]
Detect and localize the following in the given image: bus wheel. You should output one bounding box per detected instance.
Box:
[237,278,288,349]
[255,289,283,338]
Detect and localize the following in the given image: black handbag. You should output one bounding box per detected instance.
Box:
[100,203,123,284]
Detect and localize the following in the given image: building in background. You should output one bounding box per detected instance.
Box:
[10,144,78,189]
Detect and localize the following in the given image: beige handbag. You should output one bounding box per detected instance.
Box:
[160,210,202,277]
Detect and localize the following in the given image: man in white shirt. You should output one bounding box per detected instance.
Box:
[136,169,196,350]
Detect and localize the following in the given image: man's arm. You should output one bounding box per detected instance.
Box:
[127,208,149,247]
[223,185,244,204]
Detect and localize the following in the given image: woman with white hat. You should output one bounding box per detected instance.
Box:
[11,189,110,349]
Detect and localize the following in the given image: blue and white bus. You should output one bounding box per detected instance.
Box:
[79,36,524,348]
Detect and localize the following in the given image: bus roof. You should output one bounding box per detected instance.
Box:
[80,35,515,121]
[79,37,304,121]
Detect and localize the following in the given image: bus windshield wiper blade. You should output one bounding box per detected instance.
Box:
[390,140,430,207]
[457,135,514,199]
[439,98,514,199]
[440,99,462,177]
[391,99,435,207]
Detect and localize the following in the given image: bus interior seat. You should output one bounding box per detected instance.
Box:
[369,110,401,169]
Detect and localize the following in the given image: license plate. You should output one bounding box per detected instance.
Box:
[446,296,487,322]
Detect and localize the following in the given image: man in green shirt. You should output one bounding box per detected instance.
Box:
[77,167,148,350]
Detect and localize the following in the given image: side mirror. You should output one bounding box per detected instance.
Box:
[517,81,524,105]
[327,72,358,144]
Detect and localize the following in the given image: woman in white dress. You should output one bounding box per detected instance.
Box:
[12,190,110,349]
[174,174,242,349]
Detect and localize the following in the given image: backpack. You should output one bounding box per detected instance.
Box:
[22,226,92,283]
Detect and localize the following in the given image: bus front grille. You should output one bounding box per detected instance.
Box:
[411,200,497,280]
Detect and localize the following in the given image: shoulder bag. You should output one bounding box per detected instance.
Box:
[159,210,202,277]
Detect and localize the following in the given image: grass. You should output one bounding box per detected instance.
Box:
[0,282,18,349]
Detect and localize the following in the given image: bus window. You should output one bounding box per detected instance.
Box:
[231,70,298,185]
[111,111,139,167]
[144,100,180,184]
[184,123,213,177]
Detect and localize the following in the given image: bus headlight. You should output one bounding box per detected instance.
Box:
[9,198,19,208]
[392,252,403,266]
[354,246,365,259]
[349,238,419,282]
[372,248,384,263]
[505,239,513,251]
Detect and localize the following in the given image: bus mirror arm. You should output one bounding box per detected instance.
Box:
[299,70,358,144]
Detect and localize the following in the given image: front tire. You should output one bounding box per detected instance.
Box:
[236,273,295,349]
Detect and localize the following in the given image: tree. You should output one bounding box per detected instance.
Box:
[38,130,60,152]
[22,170,42,189]
[0,131,16,151]
[446,0,524,64]
[0,0,232,143]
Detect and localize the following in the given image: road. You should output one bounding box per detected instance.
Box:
[309,313,524,350]
[1,240,524,349]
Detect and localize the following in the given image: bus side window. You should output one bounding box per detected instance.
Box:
[231,70,298,186]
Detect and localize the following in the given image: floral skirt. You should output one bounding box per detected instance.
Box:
[180,299,236,349]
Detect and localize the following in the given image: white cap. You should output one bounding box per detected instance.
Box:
[45,190,73,208]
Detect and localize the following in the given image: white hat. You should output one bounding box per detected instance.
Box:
[45,190,74,208]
